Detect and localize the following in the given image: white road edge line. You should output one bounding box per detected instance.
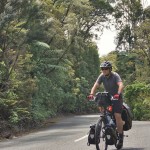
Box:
[74,135,88,142]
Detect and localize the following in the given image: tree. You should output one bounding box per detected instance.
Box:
[135,20,150,65]
[124,82,150,120]
[0,0,38,126]
[113,0,143,50]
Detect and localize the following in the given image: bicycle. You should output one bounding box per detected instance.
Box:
[87,92,129,150]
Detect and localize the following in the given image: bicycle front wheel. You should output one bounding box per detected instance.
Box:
[95,117,107,150]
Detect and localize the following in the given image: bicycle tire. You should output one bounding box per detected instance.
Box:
[95,117,108,150]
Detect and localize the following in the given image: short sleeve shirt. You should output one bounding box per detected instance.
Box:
[96,72,122,96]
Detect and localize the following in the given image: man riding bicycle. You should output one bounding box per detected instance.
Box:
[88,61,124,149]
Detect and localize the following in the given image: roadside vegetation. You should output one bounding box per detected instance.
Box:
[0,0,150,138]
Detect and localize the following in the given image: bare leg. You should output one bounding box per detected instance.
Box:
[114,112,124,149]
[114,113,123,134]
[98,107,104,112]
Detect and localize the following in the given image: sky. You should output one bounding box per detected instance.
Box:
[94,0,150,57]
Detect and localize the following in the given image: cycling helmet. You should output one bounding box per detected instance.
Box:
[100,61,112,69]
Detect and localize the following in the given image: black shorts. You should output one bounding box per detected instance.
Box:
[112,98,123,114]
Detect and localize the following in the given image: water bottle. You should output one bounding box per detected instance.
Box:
[106,115,111,125]
[109,119,115,128]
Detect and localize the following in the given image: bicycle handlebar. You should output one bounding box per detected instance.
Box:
[88,92,118,102]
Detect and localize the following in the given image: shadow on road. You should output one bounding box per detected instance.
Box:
[111,148,145,150]
[122,148,145,150]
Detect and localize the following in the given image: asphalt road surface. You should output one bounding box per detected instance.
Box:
[0,114,150,150]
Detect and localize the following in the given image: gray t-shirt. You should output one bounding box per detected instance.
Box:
[96,72,122,96]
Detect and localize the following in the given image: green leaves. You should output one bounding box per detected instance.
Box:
[124,82,150,120]
[113,0,144,50]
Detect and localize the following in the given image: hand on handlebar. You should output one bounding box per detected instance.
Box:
[87,94,94,101]
[113,94,120,100]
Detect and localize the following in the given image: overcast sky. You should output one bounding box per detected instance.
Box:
[94,0,150,57]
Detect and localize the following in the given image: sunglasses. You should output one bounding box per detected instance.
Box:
[101,68,109,70]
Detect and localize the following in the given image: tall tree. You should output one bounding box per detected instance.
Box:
[113,0,143,50]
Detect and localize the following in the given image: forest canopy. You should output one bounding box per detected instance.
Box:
[0,0,150,136]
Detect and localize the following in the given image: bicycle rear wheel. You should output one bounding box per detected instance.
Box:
[95,117,108,150]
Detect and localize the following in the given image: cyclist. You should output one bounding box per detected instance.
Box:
[88,61,124,149]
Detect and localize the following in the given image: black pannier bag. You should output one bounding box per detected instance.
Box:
[122,103,133,131]
[105,125,117,145]
[95,92,111,108]
[87,124,96,146]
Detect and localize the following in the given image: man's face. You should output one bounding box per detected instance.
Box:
[101,67,110,76]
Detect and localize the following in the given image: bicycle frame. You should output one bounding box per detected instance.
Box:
[91,92,119,150]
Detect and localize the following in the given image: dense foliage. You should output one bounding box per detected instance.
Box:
[0,0,108,132]
[0,0,150,136]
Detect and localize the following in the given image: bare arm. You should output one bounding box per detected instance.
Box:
[90,82,100,95]
[117,81,124,94]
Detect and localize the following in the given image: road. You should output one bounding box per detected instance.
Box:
[0,114,150,150]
